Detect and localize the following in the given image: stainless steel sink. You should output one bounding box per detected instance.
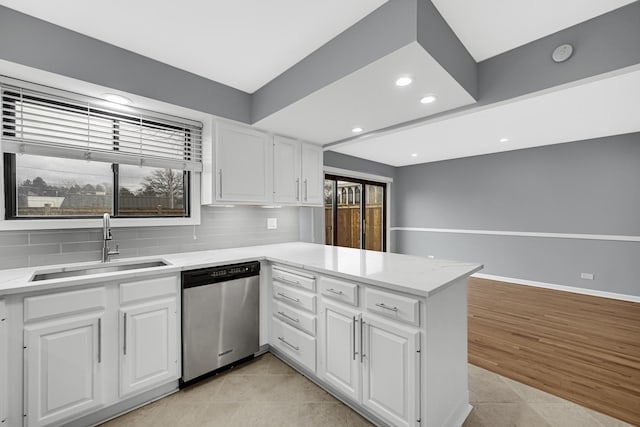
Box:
[30,260,169,282]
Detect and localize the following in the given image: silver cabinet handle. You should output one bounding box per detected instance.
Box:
[296,178,300,200]
[375,302,399,312]
[277,311,300,323]
[218,169,223,197]
[98,318,102,364]
[277,292,300,303]
[304,179,308,201]
[352,316,358,361]
[123,312,127,355]
[326,288,343,295]
[360,318,365,363]
[276,276,300,286]
[278,336,299,351]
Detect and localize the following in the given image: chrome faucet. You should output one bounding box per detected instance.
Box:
[102,213,120,262]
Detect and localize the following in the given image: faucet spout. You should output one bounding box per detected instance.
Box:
[102,213,119,262]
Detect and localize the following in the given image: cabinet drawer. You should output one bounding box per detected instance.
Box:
[319,276,358,306]
[24,287,106,323]
[273,282,316,313]
[272,299,316,336]
[272,266,315,291]
[365,288,420,326]
[271,317,316,372]
[120,275,178,304]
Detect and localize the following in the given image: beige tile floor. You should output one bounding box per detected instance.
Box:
[101,353,632,427]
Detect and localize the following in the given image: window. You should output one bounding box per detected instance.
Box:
[1,81,202,219]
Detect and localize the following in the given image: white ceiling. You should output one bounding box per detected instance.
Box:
[0,0,387,93]
[332,67,640,166]
[431,0,637,62]
[255,42,476,144]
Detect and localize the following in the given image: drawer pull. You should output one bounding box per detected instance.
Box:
[277,292,300,303]
[375,302,399,312]
[276,276,300,286]
[278,336,299,351]
[277,311,300,323]
[326,288,343,295]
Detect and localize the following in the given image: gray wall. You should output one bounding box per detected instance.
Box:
[0,206,299,269]
[0,6,251,123]
[394,133,640,296]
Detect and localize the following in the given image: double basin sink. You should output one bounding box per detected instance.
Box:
[30,260,169,281]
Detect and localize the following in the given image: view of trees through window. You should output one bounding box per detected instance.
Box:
[13,154,186,217]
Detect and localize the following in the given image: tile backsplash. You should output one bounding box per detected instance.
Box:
[0,206,300,269]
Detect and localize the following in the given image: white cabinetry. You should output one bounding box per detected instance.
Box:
[119,298,178,397]
[19,274,180,427]
[214,122,272,203]
[361,315,420,427]
[301,143,323,205]
[23,288,106,427]
[318,299,361,401]
[273,136,301,204]
[272,138,324,206]
[0,299,8,425]
[269,265,318,372]
[316,276,421,427]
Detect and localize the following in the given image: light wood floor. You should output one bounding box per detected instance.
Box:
[468,277,640,426]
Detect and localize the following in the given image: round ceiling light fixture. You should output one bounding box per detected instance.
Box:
[411,153,418,157]
[103,93,132,105]
[552,43,574,63]
[395,76,413,87]
[499,137,509,143]
[420,94,437,104]
[352,127,363,133]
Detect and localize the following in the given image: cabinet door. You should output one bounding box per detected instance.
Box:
[301,143,323,205]
[24,313,104,427]
[361,315,420,427]
[120,298,178,397]
[0,300,7,425]
[273,136,301,204]
[318,299,361,401]
[215,122,272,203]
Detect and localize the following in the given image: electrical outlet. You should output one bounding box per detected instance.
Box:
[267,218,278,230]
[580,272,594,280]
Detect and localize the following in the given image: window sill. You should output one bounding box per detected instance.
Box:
[0,215,200,231]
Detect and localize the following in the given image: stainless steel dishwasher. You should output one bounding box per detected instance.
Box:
[181,261,260,385]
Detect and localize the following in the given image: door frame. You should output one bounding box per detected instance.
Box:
[324,168,391,252]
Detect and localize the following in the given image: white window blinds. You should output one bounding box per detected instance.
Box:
[1,80,203,171]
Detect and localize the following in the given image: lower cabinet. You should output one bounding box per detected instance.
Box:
[120,298,178,397]
[19,274,180,427]
[361,315,420,427]
[317,288,421,426]
[318,299,361,401]
[24,313,104,427]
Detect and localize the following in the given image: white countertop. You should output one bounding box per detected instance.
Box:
[0,242,482,297]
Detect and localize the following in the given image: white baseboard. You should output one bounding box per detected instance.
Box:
[472,273,640,303]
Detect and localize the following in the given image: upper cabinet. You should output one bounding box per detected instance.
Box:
[273,136,301,204]
[214,122,272,204]
[301,143,323,205]
[206,121,324,206]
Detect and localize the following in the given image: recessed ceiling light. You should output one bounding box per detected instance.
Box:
[420,95,437,104]
[499,137,509,143]
[411,153,418,157]
[352,127,363,133]
[103,93,131,105]
[395,77,413,87]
